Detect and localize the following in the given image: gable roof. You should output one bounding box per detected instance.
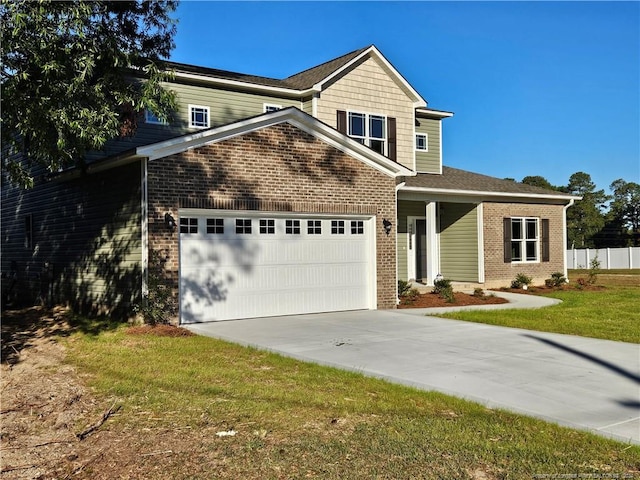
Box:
[165,45,427,106]
[134,107,415,178]
[402,166,579,202]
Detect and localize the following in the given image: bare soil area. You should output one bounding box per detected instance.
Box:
[0,307,193,479]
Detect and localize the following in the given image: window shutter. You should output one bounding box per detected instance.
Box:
[541,219,550,262]
[503,218,512,263]
[337,110,347,134]
[388,117,397,161]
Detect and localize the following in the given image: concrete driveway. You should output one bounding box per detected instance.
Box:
[187,309,640,445]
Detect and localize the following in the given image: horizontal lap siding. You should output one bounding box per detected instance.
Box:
[415,117,440,174]
[439,203,479,282]
[316,57,416,170]
[1,162,142,315]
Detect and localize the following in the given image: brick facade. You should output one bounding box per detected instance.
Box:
[147,122,398,321]
[483,202,566,288]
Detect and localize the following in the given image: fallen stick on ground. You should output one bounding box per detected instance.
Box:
[76,402,121,441]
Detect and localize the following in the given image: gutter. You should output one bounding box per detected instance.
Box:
[563,198,577,280]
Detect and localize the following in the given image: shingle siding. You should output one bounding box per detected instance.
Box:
[147,122,398,323]
[1,162,142,315]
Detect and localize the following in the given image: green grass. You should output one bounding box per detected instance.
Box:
[438,271,640,343]
[66,325,640,478]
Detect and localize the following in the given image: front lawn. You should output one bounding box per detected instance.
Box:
[62,324,640,479]
[437,271,640,343]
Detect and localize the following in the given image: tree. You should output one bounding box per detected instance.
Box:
[1,0,178,188]
[521,175,558,191]
[565,172,608,248]
[608,179,640,246]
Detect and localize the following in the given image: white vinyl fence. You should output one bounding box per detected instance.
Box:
[566,247,640,270]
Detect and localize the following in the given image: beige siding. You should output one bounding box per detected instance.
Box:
[316,56,416,170]
[396,200,428,281]
[439,203,479,282]
[415,117,441,173]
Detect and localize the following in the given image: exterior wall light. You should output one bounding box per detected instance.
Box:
[383,218,392,236]
[164,212,177,231]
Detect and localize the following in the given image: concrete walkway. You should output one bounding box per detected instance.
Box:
[186,294,640,445]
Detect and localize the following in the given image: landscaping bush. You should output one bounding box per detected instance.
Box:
[472,288,485,298]
[398,280,411,298]
[545,272,567,288]
[588,257,601,285]
[511,273,533,289]
[433,278,455,303]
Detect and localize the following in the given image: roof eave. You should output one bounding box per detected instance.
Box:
[399,185,581,203]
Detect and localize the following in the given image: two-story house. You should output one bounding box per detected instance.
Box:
[1,45,577,322]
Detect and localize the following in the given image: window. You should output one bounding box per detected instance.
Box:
[351,220,364,235]
[263,104,282,113]
[145,109,168,125]
[348,112,386,155]
[286,219,301,234]
[259,219,275,234]
[24,214,33,250]
[307,220,321,235]
[189,105,210,128]
[331,220,345,234]
[511,218,539,262]
[236,219,252,234]
[206,218,224,234]
[180,217,198,234]
[416,133,428,151]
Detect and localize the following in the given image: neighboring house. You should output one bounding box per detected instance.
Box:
[1,45,578,323]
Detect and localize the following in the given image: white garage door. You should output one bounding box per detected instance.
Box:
[179,210,376,323]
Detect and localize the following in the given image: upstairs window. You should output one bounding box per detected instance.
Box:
[263,104,282,113]
[348,112,386,155]
[145,109,168,125]
[189,105,210,128]
[416,133,428,151]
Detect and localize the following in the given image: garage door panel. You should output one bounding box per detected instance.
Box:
[179,212,374,323]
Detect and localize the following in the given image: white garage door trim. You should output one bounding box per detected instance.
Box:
[178,209,377,323]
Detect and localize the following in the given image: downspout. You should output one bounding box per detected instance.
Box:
[563,198,575,281]
[395,181,406,305]
[141,158,149,302]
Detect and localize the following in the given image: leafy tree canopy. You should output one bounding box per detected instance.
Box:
[564,172,609,248]
[1,0,178,188]
[521,175,558,191]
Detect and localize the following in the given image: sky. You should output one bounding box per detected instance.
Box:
[169,1,640,193]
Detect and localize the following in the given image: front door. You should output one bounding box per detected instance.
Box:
[416,219,427,281]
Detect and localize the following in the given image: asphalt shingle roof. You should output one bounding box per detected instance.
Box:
[405,166,573,197]
[165,47,370,91]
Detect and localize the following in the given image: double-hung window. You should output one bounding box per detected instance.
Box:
[189,105,210,128]
[348,112,386,155]
[510,218,539,262]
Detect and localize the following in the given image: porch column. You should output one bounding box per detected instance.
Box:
[426,201,439,284]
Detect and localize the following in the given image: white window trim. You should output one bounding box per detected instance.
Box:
[263,103,282,113]
[511,217,540,263]
[347,110,387,155]
[415,133,428,152]
[188,104,210,129]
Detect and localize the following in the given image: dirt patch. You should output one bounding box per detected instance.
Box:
[126,324,194,337]
[398,291,508,309]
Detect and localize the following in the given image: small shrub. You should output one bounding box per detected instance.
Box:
[472,288,485,298]
[133,249,177,325]
[398,280,411,298]
[545,272,567,288]
[511,273,533,289]
[432,278,452,295]
[587,257,601,285]
[441,286,456,303]
[400,287,420,305]
[576,277,588,290]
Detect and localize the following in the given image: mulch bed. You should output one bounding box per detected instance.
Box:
[398,291,509,309]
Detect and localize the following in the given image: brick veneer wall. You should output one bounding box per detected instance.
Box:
[483,202,566,288]
[147,122,398,322]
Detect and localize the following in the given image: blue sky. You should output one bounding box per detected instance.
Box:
[170,1,639,193]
